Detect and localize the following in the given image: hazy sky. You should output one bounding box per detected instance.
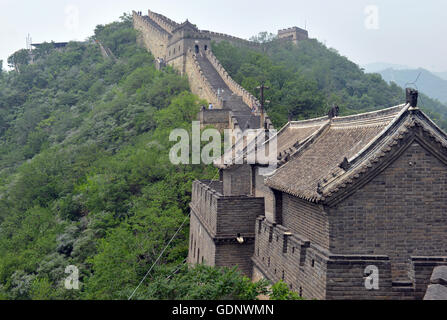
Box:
[1,0,446,72]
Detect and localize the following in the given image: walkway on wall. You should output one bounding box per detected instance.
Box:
[195,53,261,130]
[133,10,264,131]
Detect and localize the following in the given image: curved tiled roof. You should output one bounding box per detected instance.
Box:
[213,116,328,169]
[276,116,329,156]
[264,104,414,202]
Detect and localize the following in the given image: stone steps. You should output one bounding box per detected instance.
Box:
[195,54,261,130]
[195,54,231,96]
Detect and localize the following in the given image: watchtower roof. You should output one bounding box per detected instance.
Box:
[171,20,200,33]
[265,103,447,203]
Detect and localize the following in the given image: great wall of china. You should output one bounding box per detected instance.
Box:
[132,9,307,131]
[132,9,447,300]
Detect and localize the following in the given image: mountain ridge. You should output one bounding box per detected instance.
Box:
[374,67,447,105]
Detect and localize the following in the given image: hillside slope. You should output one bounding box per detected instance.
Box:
[0,14,293,301]
[212,38,447,129]
[0,15,220,300]
[377,68,447,105]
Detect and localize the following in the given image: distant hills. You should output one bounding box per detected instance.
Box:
[434,71,447,81]
[364,63,447,105]
[363,62,411,73]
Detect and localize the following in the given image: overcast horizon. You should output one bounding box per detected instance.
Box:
[1,0,446,72]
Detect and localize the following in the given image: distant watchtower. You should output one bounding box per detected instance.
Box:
[277,27,308,44]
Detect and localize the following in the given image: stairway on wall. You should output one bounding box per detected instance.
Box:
[195,53,260,130]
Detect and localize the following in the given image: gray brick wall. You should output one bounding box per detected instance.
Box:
[223,165,252,196]
[328,142,447,280]
[216,242,255,277]
[189,180,264,276]
[253,217,327,299]
[282,194,330,250]
[254,167,275,222]
[188,211,216,266]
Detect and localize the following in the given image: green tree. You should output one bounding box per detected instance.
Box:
[269,280,303,300]
[7,49,30,72]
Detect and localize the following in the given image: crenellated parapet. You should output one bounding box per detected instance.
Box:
[132,11,170,59]
[277,26,308,44]
[189,180,265,275]
[201,30,262,50]
[147,9,179,34]
[205,50,261,112]
[133,9,275,132]
[185,49,224,108]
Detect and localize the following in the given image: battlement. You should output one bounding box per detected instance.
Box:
[190,180,264,239]
[185,49,224,107]
[277,26,308,44]
[147,9,179,33]
[201,30,262,49]
[189,180,265,276]
[199,108,230,131]
[205,50,261,111]
[253,216,447,299]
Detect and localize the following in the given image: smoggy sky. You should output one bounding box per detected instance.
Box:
[1,0,446,72]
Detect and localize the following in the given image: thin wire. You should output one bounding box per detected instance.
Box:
[166,258,187,279]
[128,214,190,300]
[128,50,259,298]
[405,71,421,90]
[128,170,220,300]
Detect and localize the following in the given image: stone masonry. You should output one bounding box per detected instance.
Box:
[200,93,447,299]
[133,9,446,300]
[132,9,302,131]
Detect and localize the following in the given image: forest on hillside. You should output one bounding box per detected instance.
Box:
[0,14,299,300]
[1,12,446,300]
[212,36,447,129]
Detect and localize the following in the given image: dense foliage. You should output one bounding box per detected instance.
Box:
[0,15,206,300]
[3,15,436,301]
[0,14,301,301]
[212,38,447,129]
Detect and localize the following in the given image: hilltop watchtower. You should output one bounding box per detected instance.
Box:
[277,27,308,44]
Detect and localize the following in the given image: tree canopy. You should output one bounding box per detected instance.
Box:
[212,36,447,129]
[0,14,300,301]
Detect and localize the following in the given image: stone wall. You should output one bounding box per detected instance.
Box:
[201,30,261,50]
[199,109,230,131]
[253,217,327,299]
[325,255,398,300]
[216,197,264,236]
[190,180,220,236]
[282,194,329,250]
[222,164,252,196]
[190,179,264,238]
[147,9,178,33]
[188,212,216,266]
[253,216,443,299]
[167,55,186,75]
[206,50,261,111]
[278,27,309,44]
[132,11,169,59]
[216,242,255,276]
[254,167,275,222]
[189,179,264,276]
[184,50,222,108]
[328,142,447,280]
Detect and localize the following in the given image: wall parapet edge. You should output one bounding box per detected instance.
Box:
[205,50,260,111]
